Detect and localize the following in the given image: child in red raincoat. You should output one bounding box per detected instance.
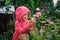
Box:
[12,6,41,40]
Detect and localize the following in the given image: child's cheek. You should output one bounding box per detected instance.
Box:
[22,16,26,20]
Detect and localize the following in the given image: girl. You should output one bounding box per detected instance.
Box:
[12,6,41,40]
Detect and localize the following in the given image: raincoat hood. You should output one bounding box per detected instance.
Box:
[15,6,30,21]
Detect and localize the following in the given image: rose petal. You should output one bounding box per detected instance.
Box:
[36,7,40,11]
[36,12,41,18]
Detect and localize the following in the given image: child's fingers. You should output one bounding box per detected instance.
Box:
[31,18,36,22]
[28,20,36,28]
[33,14,36,17]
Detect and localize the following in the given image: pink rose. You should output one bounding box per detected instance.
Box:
[36,12,41,18]
[33,12,41,18]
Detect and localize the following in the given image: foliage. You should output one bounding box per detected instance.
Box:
[0,0,60,40]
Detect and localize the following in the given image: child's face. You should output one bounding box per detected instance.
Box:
[22,12,29,21]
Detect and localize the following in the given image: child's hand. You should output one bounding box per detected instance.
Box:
[28,12,41,28]
[28,19,36,28]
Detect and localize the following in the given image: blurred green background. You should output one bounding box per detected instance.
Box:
[0,0,60,40]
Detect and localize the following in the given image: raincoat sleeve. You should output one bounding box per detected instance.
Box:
[15,21,30,34]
